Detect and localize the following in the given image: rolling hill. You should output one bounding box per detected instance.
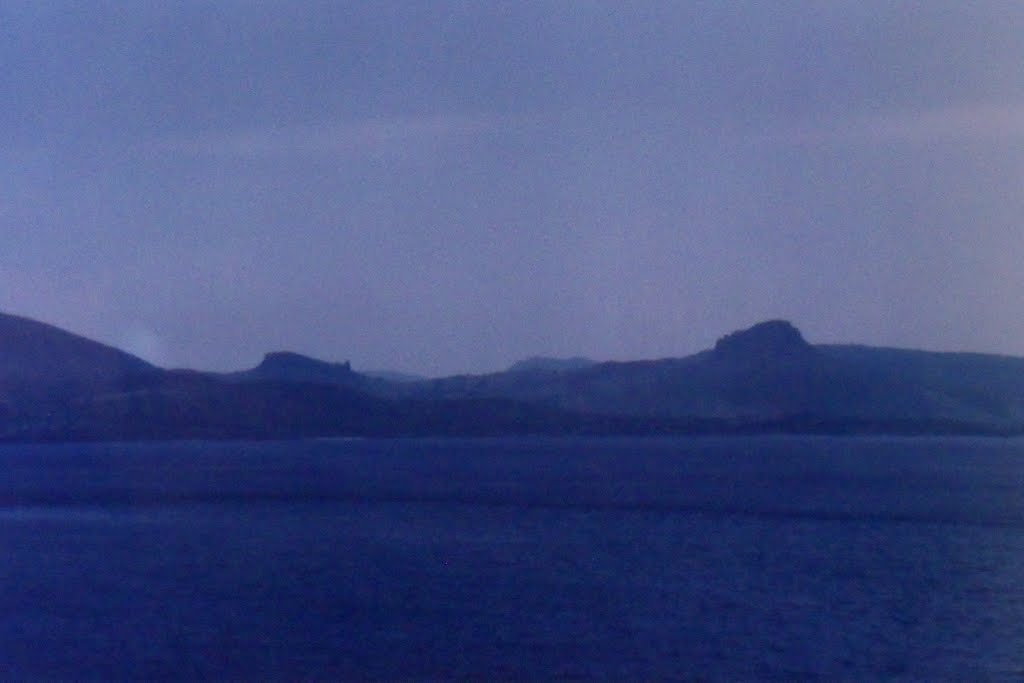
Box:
[1,313,1022,440]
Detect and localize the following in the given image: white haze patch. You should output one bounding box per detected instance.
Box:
[118,323,171,368]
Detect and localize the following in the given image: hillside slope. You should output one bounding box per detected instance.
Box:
[2,313,1023,440]
[403,321,1024,428]
[0,312,156,388]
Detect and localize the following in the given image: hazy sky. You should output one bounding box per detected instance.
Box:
[3,1,1023,375]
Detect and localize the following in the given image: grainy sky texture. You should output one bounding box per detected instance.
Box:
[2,1,1023,375]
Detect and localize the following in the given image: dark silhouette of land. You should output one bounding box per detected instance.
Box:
[1,312,1022,441]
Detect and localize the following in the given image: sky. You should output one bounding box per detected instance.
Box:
[2,1,1024,376]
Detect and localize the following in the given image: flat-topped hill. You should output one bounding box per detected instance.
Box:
[2,312,1024,439]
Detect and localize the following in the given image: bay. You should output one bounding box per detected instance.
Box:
[2,436,1024,680]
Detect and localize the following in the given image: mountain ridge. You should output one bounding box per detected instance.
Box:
[1,311,1023,440]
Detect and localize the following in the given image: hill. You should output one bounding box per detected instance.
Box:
[1,312,1023,440]
[231,351,359,385]
[400,320,1024,429]
[0,312,156,388]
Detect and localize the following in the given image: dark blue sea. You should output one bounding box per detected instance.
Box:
[3,436,1024,680]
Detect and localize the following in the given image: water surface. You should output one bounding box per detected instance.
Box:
[2,436,1024,680]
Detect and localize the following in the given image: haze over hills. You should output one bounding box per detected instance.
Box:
[1,311,1023,441]
[394,320,1024,427]
[360,370,429,384]
[505,357,598,375]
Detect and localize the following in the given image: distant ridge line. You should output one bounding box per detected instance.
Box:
[2,310,1024,441]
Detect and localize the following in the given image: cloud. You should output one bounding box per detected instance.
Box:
[138,114,493,161]
[771,102,1024,146]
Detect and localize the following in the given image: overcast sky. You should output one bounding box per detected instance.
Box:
[3,1,1023,375]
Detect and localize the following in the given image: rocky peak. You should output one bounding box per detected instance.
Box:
[251,351,353,383]
[713,320,813,360]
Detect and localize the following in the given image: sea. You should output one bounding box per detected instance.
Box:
[2,436,1024,681]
